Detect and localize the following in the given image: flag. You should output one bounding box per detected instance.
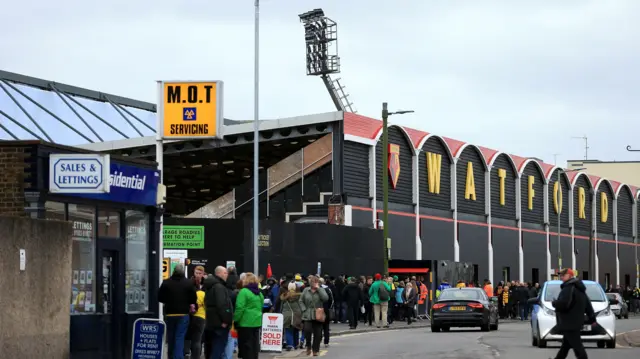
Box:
[266,263,273,278]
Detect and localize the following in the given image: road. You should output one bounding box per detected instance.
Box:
[295,317,640,358]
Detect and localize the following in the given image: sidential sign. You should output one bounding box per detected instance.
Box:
[65,162,159,207]
[49,154,111,193]
[163,225,205,249]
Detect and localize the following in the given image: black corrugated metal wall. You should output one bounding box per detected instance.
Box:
[419,137,451,212]
[548,170,571,228]
[573,174,593,233]
[491,154,516,220]
[617,186,634,239]
[456,146,486,216]
[596,181,614,234]
[375,126,413,205]
[343,141,370,200]
[520,162,545,224]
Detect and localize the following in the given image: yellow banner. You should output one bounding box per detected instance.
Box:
[161,81,223,139]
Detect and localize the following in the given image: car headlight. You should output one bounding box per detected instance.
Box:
[541,305,555,316]
[597,307,612,317]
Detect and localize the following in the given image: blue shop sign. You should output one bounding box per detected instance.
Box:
[65,162,159,206]
[131,318,165,359]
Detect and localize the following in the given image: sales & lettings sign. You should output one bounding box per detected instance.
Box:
[163,225,205,249]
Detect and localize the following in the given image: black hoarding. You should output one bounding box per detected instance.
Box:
[491,227,519,282]
[458,222,489,282]
[522,230,547,284]
[420,217,454,261]
[456,146,486,216]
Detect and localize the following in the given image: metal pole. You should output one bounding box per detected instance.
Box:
[382,102,389,274]
[253,0,260,276]
[156,81,164,320]
[558,169,562,271]
[588,189,594,279]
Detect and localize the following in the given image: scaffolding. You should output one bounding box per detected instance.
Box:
[0,70,156,145]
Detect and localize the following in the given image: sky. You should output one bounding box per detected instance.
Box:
[1,0,639,166]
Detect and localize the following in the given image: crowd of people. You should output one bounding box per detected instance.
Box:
[605,284,640,313]
[158,265,430,359]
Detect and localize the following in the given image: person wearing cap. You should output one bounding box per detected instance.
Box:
[550,268,595,359]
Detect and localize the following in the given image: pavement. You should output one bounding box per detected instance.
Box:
[268,316,640,358]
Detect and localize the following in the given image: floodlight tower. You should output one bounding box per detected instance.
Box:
[299,9,356,113]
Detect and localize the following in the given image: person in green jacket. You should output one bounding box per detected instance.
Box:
[368,273,392,328]
[299,275,329,356]
[234,273,264,359]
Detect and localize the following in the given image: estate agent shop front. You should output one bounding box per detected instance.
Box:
[30,142,161,359]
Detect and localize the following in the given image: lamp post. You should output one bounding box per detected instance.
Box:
[253,0,260,275]
[556,167,585,274]
[381,103,414,274]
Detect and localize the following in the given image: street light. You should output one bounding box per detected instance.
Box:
[382,103,415,274]
[555,167,585,274]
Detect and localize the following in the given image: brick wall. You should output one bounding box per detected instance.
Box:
[0,146,30,216]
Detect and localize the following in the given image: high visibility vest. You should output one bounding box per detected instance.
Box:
[484,285,493,298]
[456,283,466,288]
[418,283,427,304]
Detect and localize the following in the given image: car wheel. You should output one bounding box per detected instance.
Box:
[597,341,605,348]
[442,327,450,332]
[606,340,616,349]
[624,313,629,319]
[531,333,538,347]
[481,322,490,332]
[617,315,621,319]
[536,324,546,348]
[490,320,499,331]
[431,325,441,333]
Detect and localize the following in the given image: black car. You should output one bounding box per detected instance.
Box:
[431,287,499,332]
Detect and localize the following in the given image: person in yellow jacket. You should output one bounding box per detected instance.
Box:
[188,287,206,359]
[501,285,510,319]
[456,280,466,288]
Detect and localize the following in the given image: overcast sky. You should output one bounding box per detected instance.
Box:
[1,0,639,165]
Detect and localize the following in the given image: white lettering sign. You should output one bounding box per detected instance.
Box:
[49,154,111,193]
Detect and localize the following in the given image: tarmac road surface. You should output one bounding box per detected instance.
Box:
[280,317,640,359]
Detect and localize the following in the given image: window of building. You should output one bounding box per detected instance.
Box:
[45,201,66,220]
[125,210,149,313]
[69,204,96,314]
[98,208,121,238]
[502,267,510,283]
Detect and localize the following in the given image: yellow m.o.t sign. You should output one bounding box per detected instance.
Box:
[159,81,224,139]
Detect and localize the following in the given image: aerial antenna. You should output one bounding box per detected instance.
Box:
[571,135,589,160]
[298,9,356,113]
[552,153,561,166]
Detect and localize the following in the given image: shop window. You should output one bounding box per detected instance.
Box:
[98,208,121,238]
[125,210,149,313]
[69,204,96,314]
[45,201,66,220]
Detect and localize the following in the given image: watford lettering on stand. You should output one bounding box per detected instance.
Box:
[578,187,586,219]
[426,152,442,194]
[527,176,535,210]
[465,162,476,200]
[497,169,506,205]
[601,192,608,223]
[553,181,563,214]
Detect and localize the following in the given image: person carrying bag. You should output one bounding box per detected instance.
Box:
[299,276,328,356]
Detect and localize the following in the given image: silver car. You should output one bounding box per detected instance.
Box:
[606,293,629,319]
[529,280,616,349]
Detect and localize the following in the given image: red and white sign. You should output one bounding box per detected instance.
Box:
[260,313,284,352]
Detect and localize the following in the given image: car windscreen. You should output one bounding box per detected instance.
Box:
[438,289,484,301]
[605,293,619,300]
[543,283,606,302]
